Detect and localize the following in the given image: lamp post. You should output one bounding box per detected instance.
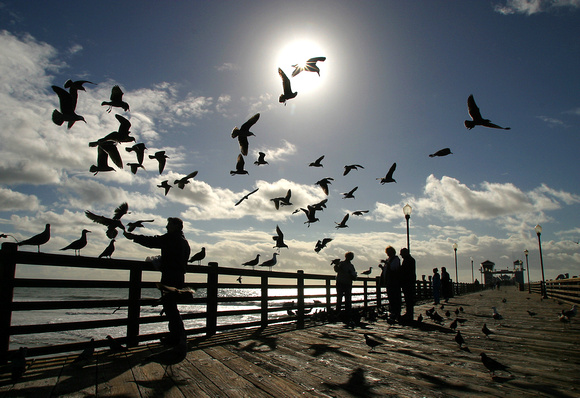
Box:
[403,204,412,252]
[470,257,474,283]
[524,249,530,294]
[453,243,458,295]
[535,225,547,298]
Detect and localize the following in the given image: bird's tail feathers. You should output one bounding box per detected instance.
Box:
[52,110,64,126]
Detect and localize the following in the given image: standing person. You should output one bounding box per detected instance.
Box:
[432,268,441,305]
[441,266,452,303]
[124,217,191,356]
[399,248,416,322]
[380,246,401,322]
[334,251,357,325]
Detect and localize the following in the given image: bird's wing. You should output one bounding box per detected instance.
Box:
[276,225,284,239]
[185,171,198,180]
[52,85,75,112]
[100,142,123,169]
[307,56,326,64]
[241,113,260,131]
[111,85,124,101]
[236,153,245,170]
[386,162,396,178]
[238,135,249,156]
[85,210,116,227]
[467,95,482,121]
[115,114,131,135]
[113,202,129,219]
[278,68,293,95]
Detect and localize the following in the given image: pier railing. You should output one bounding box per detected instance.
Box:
[0,242,480,363]
[529,278,580,305]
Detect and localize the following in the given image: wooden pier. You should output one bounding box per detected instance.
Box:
[1,287,578,397]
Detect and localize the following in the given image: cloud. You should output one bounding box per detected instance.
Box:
[537,115,566,127]
[494,0,580,15]
[0,187,42,211]
[251,140,297,163]
[216,62,239,72]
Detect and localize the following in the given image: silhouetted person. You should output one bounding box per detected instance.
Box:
[441,267,452,303]
[380,246,401,322]
[432,268,441,305]
[399,248,416,322]
[334,251,357,325]
[124,217,190,355]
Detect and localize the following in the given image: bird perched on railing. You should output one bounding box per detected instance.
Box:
[258,253,278,271]
[17,224,50,252]
[102,85,129,112]
[60,229,91,256]
[72,338,95,365]
[98,239,116,258]
[242,254,260,268]
[231,113,259,156]
[189,247,206,265]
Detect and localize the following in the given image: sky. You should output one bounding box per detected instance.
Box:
[0,0,579,284]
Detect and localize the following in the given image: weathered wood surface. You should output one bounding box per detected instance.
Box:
[1,288,578,397]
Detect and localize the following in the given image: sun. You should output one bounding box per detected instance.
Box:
[276,40,327,94]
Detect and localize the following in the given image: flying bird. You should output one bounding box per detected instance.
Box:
[235,188,259,206]
[189,247,206,265]
[465,94,510,130]
[271,189,292,210]
[60,229,91,256]
[149,151,169,174]
[352,210,369,216]
[310,199,328,211]
[377,162,397,184]
[174,171,198,189]
[480,352,511,377]
[242,254,260,268]
[51,85,86,128]
[127,162,145,174]
[309,155,325,167]
[273,225,288,249]
[316,177,334,195]
[64,79,95,109]
[84,202,128,238]
[157,180,172,196]
[314,238,333,253]
[230,154,249,176]
[126,219,154,232]
[301,205,320,227]
[231,113,260,156]
[429,148,453,157]
[341,186,358,199]
[102,85,129,112]
[90,141,123,174]
[335,213,349,229]
[278,67,297,105]
[259,253,279,270]
[98,239,116,258]
[89,115,135,147]
[343,164,364,176]
[361,267,372,275]
[17,224,50,252]
[254,151,268,165]
[126,143,147,165]
[291,56,326,77]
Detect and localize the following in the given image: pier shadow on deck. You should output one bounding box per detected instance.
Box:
[1,288,579,397]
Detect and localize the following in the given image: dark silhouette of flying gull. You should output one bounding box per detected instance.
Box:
[335,213,349,229]
[341,186,358,199]
[465,94,510,130]
[292,57,326,77]
[230,154,249,176]
[98,239,115,258]
[273,225,288,249]
[127,219,154,232]
[278,67,297,105]
[231,113,259,156]
[377,162,396,184]
[157,180,172,196]
[254,151,268,165]
[235,188,259,206]
[242,254,260,268]
[314,238,332,253]
[311,199,328,211]
[51,85,86,128]
[17,224,50,252]
[89,114,135,147]
[309,155,324,167]
[301,205,320,227]
[174,171,198,189]
[271,189,292,210]
[343,164,364,176]
[316,177,334,195]
[102,85,129,112]
[85,202,128,239]
[352,210,369,216]
[259,253,278,270]
[189,247,206,265]
[90,144,116,175]
[126,143,147,165]
[61,229,91,256]
[127,162,145,174]
[149,151,169,174]
[64,79,95,109]
[429,148,452,157]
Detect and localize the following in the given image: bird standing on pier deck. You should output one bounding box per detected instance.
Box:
[480,352,511,377]
[482,323,493,338]
[17,224,50,252]
[562,304,577,319]
[363,334,382,352]
[106,335,127,352]
[492,307,503,322]
[60,229,91,256]
[72,338,95,365]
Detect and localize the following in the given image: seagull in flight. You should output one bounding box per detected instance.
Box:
[465,94,510,130]
[174,171,198,189]
[64,79,95,109]
[343,164,364,176]
[235,188,259,206]
[254,151,268,165]
[361,267,372,275]
[341,186,358,199]
[273,225,288,249]
[301,205,320,227]
[89,114,135,147]
[102,85,129,112]
[90,141,122,174]
[429,148,453,157]
[278,67,297,105]
[157,180,172,196]
[377,162,396,184]
[352,210,369,216]
[17,224,50,252]
[230,154,249,176]
[149,151,169,174]
[309,155,324,167]
[126,143,147,165]
[231,113,259,156]
[291,56,326,77]
[316,178,334,195]
[335,213,349,229]
[126,219,154,232]
[314,238,333,253]
[271,189,292,210]
[51,85,86,128]
[127,163,145,175]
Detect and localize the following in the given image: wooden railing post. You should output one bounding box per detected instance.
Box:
[260,275,269,328]
[0,243,17,364]
[363,280,368,313]
[206,262,219,336]
[127,263,142,347]
[325,278,332,313]
[297,270,305,329]
[375,276,382,308]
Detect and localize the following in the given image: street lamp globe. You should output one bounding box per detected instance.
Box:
[403,203,412,218]
[535,224,542,235]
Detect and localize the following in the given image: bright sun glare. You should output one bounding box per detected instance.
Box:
[276,40,327,94]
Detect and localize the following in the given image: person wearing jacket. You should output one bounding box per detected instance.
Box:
[334,251,357,325]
